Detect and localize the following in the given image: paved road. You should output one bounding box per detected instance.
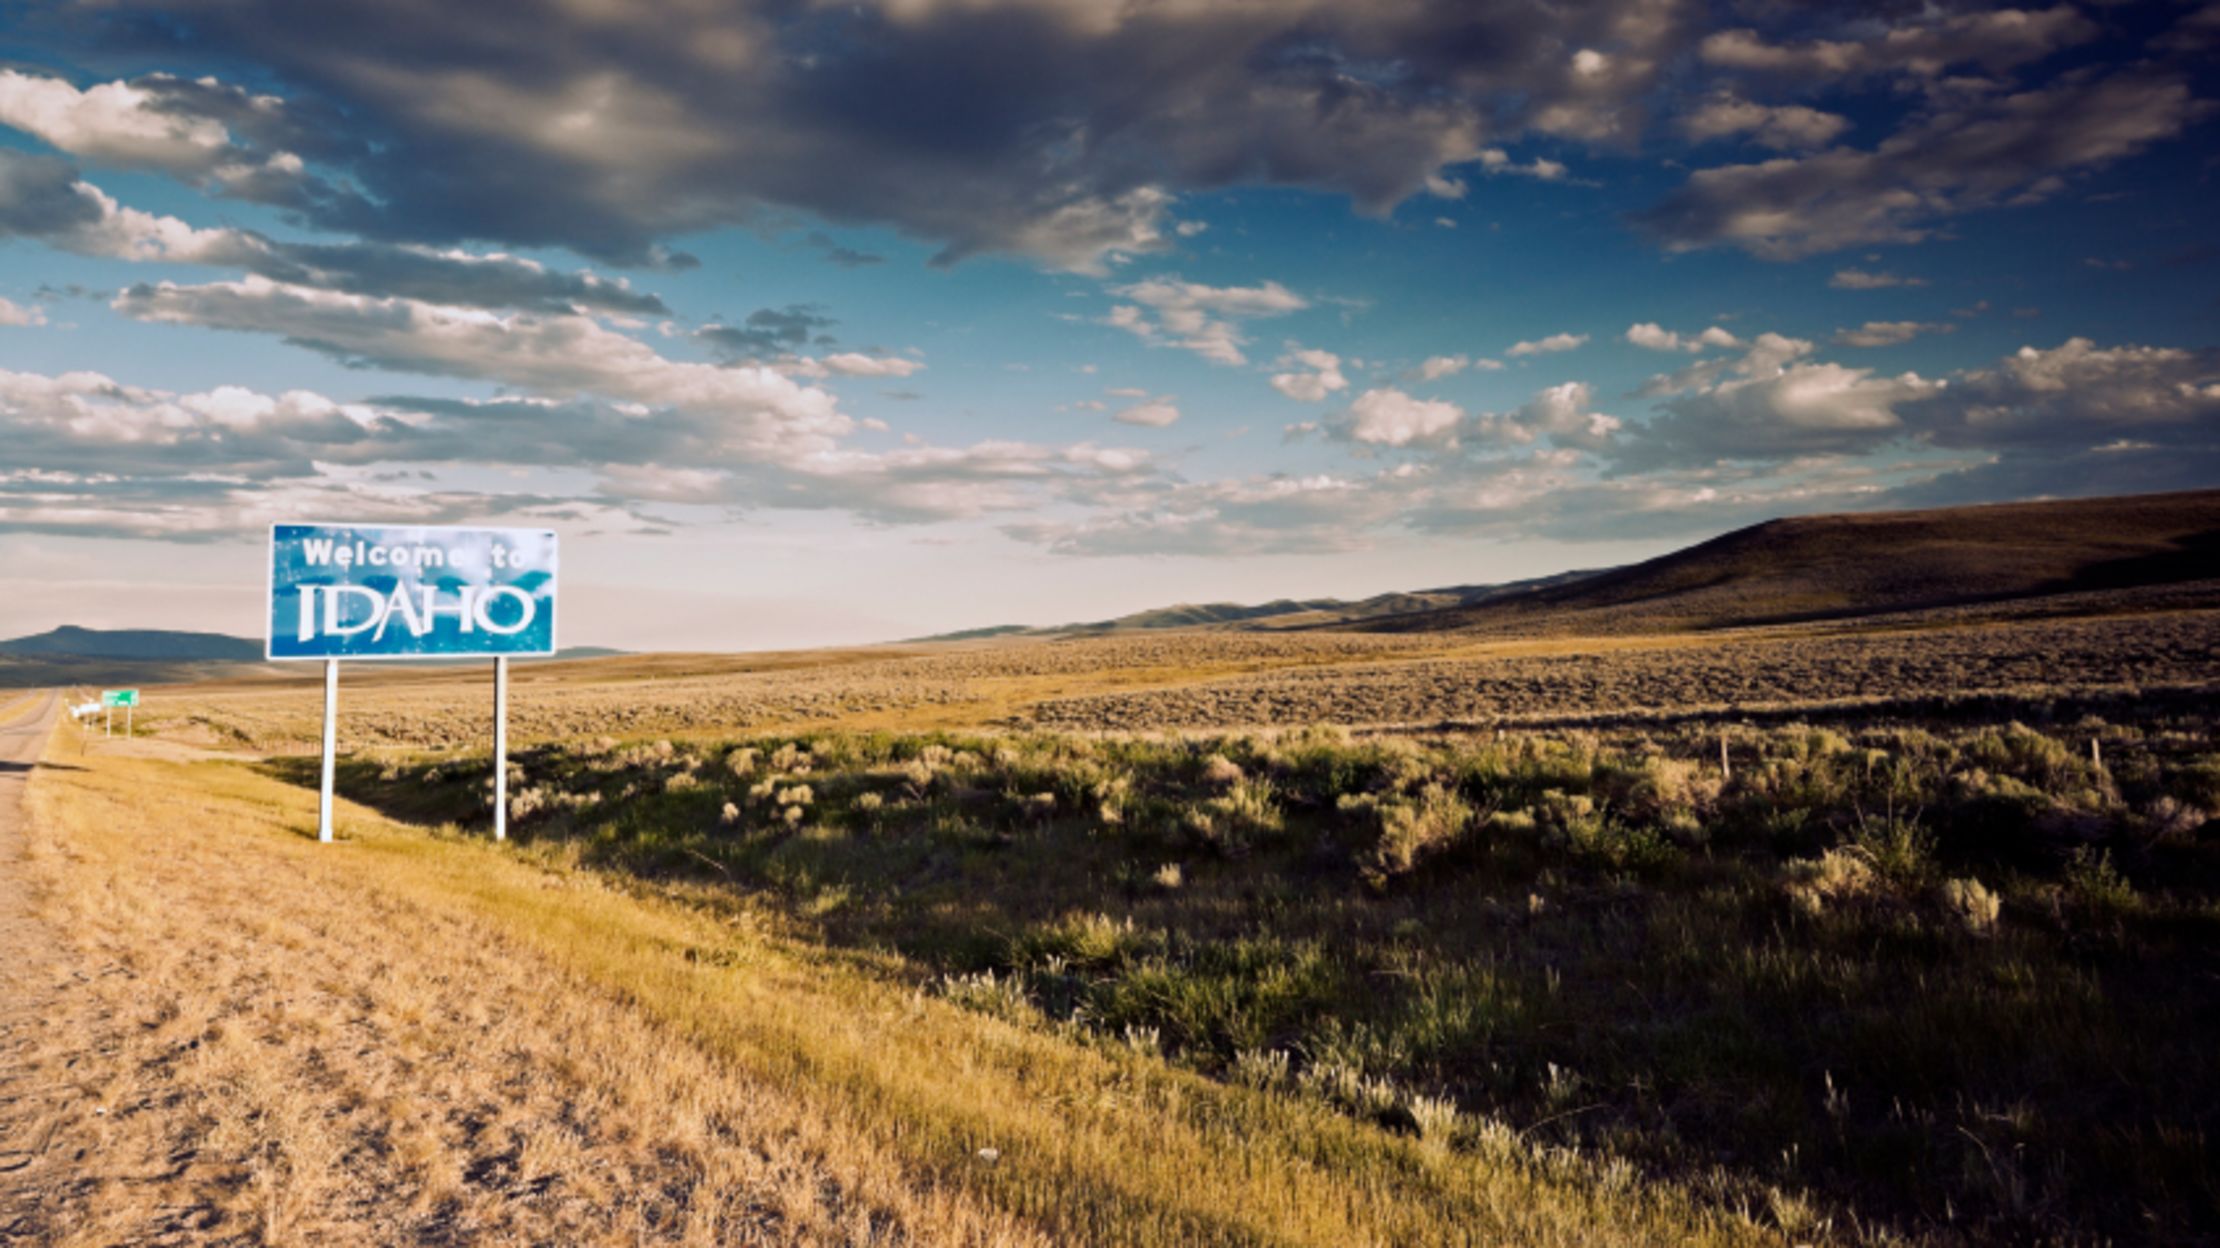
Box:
[0,688,61,904]
[0,689,62,1228]
[0,687,61,939]
[0,688,60,811]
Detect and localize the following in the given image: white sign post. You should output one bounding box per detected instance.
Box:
[319,658,339,844]
[100,689,138,739]
[266,523,558,844]
[493,656,510,842]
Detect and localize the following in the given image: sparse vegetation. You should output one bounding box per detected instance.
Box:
[288,707,2220,1244]
[1032,610,2220,731]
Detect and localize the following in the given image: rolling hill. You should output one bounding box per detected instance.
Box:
[909,569,1606,641]
[0,626,264,662]
[1360,488,2220,635]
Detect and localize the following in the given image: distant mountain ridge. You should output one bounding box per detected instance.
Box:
[0,626,628,689]
[906,569,1607,642]
[0,626,262,661]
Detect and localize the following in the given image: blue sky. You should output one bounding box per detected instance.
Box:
[1,0,2215,649]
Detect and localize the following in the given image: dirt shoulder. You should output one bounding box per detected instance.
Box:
[0,691,66,1240]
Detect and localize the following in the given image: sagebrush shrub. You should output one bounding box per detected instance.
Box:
[1353,783,1474,885]
[1943,876,2001,934]
[1785,847,1880,916]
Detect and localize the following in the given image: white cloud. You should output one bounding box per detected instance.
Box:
[1678,94,1851,151]
[0,70,337,215]
[0,153,667,314]
[1912,338,2220,448]
[1507,331,1588,357]
[1004,469,1407,557]
[1616,335,2220,492]
[1641,70,2204,260]
[1269,348,1348,401]
[1830,268,1928,290]
[1516,381,1621,450]
[1346,387,1462,447]
[995,186,1176,275]
[1832,320,1955,348]
[821,353,927,378]
[0,165,245,265]
[1637,331,1819,397]
[0,296,44,327]
[1699,7,2098,82]
[1107,276,1308,366]
[1625,322,1740,353]
[0,70,239,177]
[1474,148,1569,181]
[1630,362,1942,466]
[1416,354,1470,381]
[1113,397,1182,427]
[112,275,854,461]
[0,357,1176,537]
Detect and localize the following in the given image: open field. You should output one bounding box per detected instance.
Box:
[1032,605,2220,732]
[17,565,2220,1245]
[135,631,1460,751]
[134,585,2220,748]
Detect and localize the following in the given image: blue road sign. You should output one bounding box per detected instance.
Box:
[267,523,558,661]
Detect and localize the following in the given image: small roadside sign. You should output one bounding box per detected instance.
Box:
[98,689,138,739]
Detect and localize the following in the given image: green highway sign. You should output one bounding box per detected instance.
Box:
[101,689,139,708]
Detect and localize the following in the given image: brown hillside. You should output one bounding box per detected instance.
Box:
[1365,488,2220,634]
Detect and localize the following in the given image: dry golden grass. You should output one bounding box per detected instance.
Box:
[137,632,1459,752]
[15,728,1041,1247]
[1032,609,2220,731]
[129,602,2220,757]
[18,721,1779,1246]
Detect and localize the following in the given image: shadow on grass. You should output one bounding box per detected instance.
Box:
[258,754,498,830]
[1,760,86,774]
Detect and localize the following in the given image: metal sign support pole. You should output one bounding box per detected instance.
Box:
[319,658,338,843]
[125,703,133,738]
[104,705,111,738]
[493,655,510,842]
